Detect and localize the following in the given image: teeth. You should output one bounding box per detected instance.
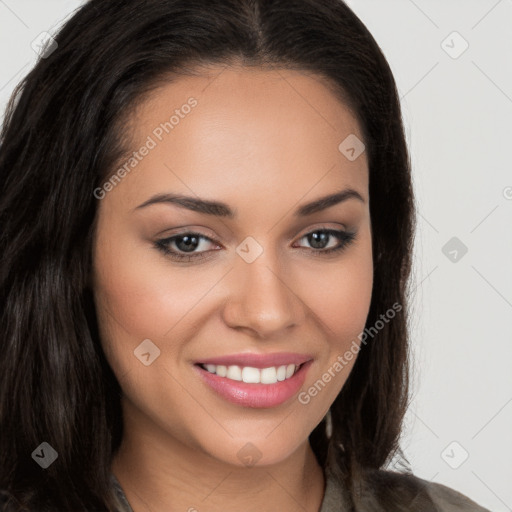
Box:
[260,367,277,384]
[242,366,260,383]
[202,363,300,384]
[226,365,242,381]
[276,365,287,381]
[216,365,227,377]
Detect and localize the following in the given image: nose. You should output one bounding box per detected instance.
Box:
[221,250,305,339]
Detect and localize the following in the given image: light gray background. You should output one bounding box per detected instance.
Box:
[1,1,511,510]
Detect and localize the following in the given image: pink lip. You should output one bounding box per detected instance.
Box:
[194,360,313,409]
[196,352,313,369]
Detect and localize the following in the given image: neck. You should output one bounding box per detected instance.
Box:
[112,400,326,512]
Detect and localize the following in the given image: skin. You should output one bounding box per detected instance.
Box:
[92,64,373,512]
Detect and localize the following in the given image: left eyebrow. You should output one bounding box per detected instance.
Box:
[295,188,365,216]
[134,188,365,217]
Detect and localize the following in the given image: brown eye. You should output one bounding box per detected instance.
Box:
[295,229,356,255]
[154,232,219,261]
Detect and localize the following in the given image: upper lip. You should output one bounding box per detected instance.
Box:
[196,352,313,369]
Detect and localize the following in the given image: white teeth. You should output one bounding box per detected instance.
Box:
[202,363,300,384]
[216,365,227,377]
[226,365,242,381]
[260,367,277,384]
[242,367,260,383]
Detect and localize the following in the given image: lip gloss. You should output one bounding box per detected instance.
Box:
[194,360,313,408]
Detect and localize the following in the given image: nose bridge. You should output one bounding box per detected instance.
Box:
[223,242,302,336]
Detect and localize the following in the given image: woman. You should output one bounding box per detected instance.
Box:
[0,1,490,510]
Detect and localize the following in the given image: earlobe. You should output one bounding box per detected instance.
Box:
[324,408,333,439]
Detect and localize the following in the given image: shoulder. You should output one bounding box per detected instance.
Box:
[356,469,491,512]
[323,466,491,512]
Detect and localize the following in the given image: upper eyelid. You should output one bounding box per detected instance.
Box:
[160,222,348,239]
[161,226,349,248]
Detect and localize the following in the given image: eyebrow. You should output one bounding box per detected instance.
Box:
[134,188,365,217]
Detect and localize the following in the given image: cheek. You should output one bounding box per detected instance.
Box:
[289,230,373,436]
[93,220,373,371]
[91,216,373,463]
[300,226,373,345]
[92,235,226,366]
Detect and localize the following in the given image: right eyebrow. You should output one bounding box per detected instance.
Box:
[134,188,365,218]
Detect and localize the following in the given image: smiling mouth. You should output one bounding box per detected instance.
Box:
[194,359,313,408]
[197,362,304,385]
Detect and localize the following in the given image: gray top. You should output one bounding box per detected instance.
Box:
[110,466,491,512]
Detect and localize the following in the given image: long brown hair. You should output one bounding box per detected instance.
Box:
[0,0,415,510]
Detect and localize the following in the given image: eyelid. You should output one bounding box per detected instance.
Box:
[155,225,222,240]
[154,223,356,262]
[157,222,347,247]
[294,222,348,239]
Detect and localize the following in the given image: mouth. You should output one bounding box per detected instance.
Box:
[193,354,313,408]
[197,361,303,384]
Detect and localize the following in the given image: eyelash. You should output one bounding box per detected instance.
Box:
[154,228,357,263]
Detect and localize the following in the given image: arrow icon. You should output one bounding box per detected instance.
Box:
[31,442,58,468]
[236,237,263,263]
[442,237,468,263]
[237,442,263,466]
[441,31,469,59]
[134,339,161,366]
[338,134,365,161]
[441,441,469,469]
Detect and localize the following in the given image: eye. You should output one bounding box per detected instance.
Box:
[154,233,220,262]
[154,228,357,263]
[293,228,357,256]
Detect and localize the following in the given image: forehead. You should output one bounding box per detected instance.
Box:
[108,65,368,211]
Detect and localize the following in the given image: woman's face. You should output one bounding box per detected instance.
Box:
[92,65,373,467]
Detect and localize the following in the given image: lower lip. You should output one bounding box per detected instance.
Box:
[194,361,313,408]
